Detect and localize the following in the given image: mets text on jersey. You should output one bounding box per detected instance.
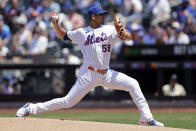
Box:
[85,32,108,46]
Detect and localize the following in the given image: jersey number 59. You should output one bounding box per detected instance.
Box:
[102,44,111,52]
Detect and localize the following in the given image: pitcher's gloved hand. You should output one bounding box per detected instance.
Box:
[114,16,128,40]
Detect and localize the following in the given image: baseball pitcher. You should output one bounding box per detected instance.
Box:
[16,4,164,127]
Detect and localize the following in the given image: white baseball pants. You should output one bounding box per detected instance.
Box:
[28,66,153,122]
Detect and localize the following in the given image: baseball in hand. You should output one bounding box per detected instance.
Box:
[49,12,59,23]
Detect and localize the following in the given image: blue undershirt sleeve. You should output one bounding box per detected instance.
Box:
[63,32,71,41]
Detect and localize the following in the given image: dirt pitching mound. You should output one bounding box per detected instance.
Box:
[0,117,194,131]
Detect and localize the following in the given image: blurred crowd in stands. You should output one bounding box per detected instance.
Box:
[0,0,195,63]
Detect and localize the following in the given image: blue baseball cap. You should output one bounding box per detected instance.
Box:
[182,0,188,3]
[88,4,107,18]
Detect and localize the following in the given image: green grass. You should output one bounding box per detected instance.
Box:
[0,112,196,130]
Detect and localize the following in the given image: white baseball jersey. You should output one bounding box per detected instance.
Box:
[27,24,154,122]
[67,25,118,70]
